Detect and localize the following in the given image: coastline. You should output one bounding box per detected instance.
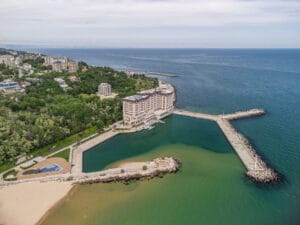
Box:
[0,181,73,225]
[0,75,279,225]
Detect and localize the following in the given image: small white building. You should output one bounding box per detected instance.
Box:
[22,63,32,71]
[98,83,112,96]
[54,78,68,89]
[97,83,117,100]
[0,79,20,92]
[52,61,63,72]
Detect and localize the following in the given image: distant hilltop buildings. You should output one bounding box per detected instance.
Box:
[0,49,78,74]
[123,82,176,127]
[43,56,78,73]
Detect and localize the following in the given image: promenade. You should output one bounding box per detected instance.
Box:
[173,108,278,183]
[71,130,119,176]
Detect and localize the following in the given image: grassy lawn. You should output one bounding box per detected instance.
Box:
[0,162,14,174]
[50,148,70,161]
[0,126,98,173]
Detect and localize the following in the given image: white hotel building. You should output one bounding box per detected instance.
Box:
[123,83,176,126]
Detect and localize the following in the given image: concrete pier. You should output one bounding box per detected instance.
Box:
[173,109,217,121]
[173,108,278,183]
[220,109,266,120]
[145,72,178,77]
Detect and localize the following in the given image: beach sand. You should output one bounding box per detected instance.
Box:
[0,181,73,225]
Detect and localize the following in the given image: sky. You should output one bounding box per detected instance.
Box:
[0,0,300,48]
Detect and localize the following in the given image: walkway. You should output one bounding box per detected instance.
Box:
[71,130,119,176]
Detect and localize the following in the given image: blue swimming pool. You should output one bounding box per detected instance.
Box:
[38,164,62,173]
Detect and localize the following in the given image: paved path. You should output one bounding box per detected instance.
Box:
[173,109,217,121]
[71,130,119,176]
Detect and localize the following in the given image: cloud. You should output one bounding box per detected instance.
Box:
[0,0,299,47]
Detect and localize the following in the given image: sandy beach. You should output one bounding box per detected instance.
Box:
[0,181,73,225]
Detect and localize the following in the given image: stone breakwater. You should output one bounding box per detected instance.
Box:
[216,119,278,183]
[173,108,279,184]
[73,157,180,185]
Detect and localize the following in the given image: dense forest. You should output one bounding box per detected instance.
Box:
[0,63,158,165]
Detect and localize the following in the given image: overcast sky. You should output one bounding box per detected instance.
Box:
[1,0,300,48]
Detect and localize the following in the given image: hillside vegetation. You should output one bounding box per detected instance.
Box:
[0,64,158,167]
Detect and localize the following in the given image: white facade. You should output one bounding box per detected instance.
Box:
[54,78,68,89]
[123,84,176,126]
[0,55,16,68]
[0,79,20,92]
[98,83,112,96]
[43,56,77,72]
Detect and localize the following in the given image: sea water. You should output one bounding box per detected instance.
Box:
[34,49,300,225]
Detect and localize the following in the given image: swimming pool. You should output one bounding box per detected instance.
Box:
[38,164,62,173]
[22,164,62,175]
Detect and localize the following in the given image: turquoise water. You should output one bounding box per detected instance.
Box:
[33,49,300,225]
[83,115,232,172]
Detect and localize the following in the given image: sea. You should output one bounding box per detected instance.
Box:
[25,48,300,225]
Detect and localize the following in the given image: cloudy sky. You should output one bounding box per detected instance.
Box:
[0,0,300,48]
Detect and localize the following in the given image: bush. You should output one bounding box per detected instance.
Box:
[142,165,147,171]
[20,161,37,170]
[3,169,18,181]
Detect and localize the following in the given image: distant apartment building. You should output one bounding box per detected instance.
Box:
[97,83,117,100]
[123,83,175,126]
[43,56,77,72]
[24,53,40,60]
[15,55,23,66]
[67,59,78,73]
[0,55,16,68]
[22,63,32,71]
[52,61,63,72]
[98,83,112,96]
[0,79,20,92]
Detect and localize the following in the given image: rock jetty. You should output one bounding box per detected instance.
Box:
[73,157,180,185]
[173,108,279,184]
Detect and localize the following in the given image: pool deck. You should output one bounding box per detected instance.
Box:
[17,158,71,180]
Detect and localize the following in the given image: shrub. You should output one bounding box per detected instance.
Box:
[142,165,147,171]
[3,169,18,181]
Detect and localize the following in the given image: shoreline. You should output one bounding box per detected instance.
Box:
[0,157,179,225]
[0,181,73,225]
[35,185,78,225]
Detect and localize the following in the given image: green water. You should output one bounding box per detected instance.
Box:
[40,116,296,225]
